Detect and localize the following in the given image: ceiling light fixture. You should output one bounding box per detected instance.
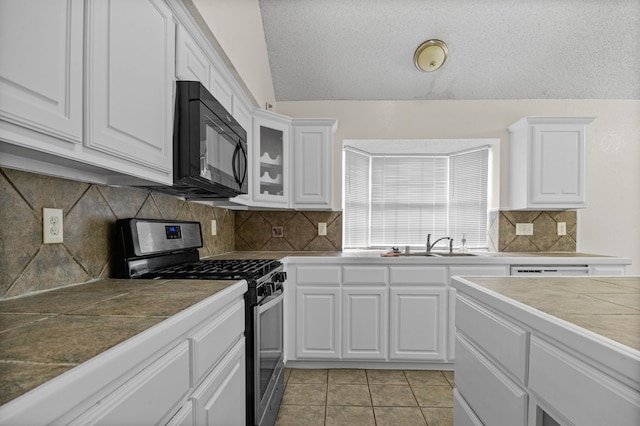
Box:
[413,39,448,72]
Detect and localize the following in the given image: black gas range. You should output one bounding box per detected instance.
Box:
[115,219,285,426]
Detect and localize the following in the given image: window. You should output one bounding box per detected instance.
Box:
[343,145,489,250]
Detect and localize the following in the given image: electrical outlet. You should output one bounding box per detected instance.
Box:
[211,220,217,236]
[318,222,327,236]
[557,222,567,236]
[515,223,534,236]
[43,208,63,244]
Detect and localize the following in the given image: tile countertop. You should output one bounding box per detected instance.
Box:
[0,278,240,406]
[452,276,640,351]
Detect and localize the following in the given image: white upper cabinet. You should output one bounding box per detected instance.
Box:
[85,0,176,183]
[291,119,337,210]
[252,110,291,207]
[0,0,84,143]
[508,117,595,210]
[175,24,233,113]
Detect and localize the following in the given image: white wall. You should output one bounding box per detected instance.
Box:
[192,0,275,108]
[277,100,640,274]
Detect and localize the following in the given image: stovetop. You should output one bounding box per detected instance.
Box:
[140,259,282,281]
[115,219,282,283]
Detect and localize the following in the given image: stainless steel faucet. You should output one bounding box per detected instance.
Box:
[426,233,452,254]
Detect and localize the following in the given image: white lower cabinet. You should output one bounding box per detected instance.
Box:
[342,287,388,359]
[0,283,247,425]
[389,287,447,361]
[190,338,246,426]
[69,341,191,426]
[296,286,341,359]
[455,334,528,426]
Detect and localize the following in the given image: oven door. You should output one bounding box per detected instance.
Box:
[253,287,284,425]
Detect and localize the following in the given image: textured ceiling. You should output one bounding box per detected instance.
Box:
[258,0,640,101]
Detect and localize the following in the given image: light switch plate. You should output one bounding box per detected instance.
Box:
[557,222,567,236]
[515,223,534,236]
[43,208,63,244]
[211,220,217,236]
[318,222,327,236]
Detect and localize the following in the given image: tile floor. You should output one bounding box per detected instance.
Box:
[275,368,454,426]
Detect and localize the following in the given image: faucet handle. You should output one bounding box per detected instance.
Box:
[449,239,454,253]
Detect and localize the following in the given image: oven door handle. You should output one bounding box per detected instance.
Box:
[256,288,284,314]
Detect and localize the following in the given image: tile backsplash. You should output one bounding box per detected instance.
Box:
[0,168,234,299]
[235,210,342,251]
[488,209,577,252]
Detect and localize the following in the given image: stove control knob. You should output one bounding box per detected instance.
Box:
[273,272,287,283]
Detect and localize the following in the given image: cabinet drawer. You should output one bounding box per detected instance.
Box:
[296,265,341,285]
[456,294,528,383]
[529,336,640,426]
[343,266,387,286]
[453,388,483,426]
[191,299,245,384]
[455,334,528,426]
[70,341,190,425]
[390,266,446,286]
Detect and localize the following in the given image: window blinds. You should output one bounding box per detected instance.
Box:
[343,146,488,250]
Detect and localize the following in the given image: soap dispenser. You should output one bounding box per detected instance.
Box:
[460,234,468,253]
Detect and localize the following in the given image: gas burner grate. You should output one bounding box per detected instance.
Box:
[150,259,281,280]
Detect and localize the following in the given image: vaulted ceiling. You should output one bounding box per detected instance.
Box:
[258,0,640,101]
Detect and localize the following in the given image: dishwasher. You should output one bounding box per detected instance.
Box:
[510,265,590,276]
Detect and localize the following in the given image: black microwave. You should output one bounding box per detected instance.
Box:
[167,81,248,199]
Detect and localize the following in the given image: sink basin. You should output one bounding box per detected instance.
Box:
[399,253,440,257]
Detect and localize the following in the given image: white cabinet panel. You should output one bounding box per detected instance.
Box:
[453,388,483,426]
[70,341,190,425]
[296,265,341,286]
[455,334,528,426]
[456,294,528,383]
[190,300,244,383]
[342,288,388,359]
[529,336,640,426]
[508,117,594,210]
[85,0,175,178]
[176,24,210,85]
[291,119,336,209]
[390,266,447,286]
[191,339,246,426]
[0,0,83,143]
[296,287,341,359]
[389,287,447,360]
[343,266,387,286]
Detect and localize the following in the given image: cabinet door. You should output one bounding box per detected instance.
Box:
[253,111,291,207]
[389,287,447,360]
[0,0,83,143]
[342,288,388,359]
[291,120,336,209]
[69,341,191,425]
[85,0,175,183]
[530,123,587,207]
[176,24,210,86]
[191,338,246,426]
[448,265,509,360]
[296,287,341,359]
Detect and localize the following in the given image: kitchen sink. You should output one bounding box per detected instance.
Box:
[400,253,440,257]
[431,252,479,257]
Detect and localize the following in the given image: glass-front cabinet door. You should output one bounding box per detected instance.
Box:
[252,110,290,207]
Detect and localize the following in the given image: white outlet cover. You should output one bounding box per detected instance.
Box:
[515,223,534,236]
[318,222,327,236]
[557,222,567,236]
[43,208,63,244]
[211,220,217,236]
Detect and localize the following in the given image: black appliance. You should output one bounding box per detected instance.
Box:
[115,219,285,426]
[165,80,248,199]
